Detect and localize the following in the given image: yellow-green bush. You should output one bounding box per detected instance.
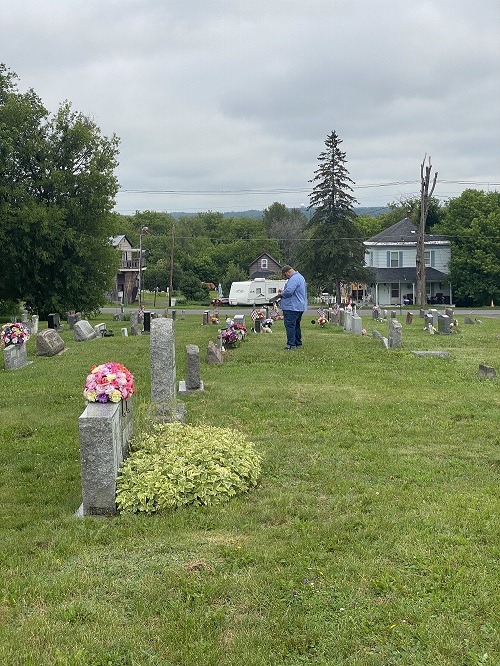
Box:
[116,422,261,513]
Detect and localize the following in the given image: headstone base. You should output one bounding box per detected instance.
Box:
[178,380,204,395]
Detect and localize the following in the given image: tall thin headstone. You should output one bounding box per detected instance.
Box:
[178,344,204,395]
[150,318,186,422]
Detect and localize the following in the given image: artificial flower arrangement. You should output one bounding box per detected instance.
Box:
[262,318,274,327]
[317,316,328,328]
[84,362,135,403]
[254,310,265,320]
[221,329,240,348]
[210,316,219,324]
[1,322,30,347]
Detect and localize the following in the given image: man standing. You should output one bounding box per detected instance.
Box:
[279,265,307,350]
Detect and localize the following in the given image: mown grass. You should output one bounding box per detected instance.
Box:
[0,312,499,665]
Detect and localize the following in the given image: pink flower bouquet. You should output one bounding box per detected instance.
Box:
[1,322,30,347]
[84,362,135,403]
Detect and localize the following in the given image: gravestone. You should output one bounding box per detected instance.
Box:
[78,398,134,516]
[30,315,39,334]
[181,310,186,320]
[372,329,383,340]
[372,309,379,320]
[143,311,152,333]
[94,323,107,336]
[21,313,29,325]
[203,311,209,325]
[178,344,204,395]
[429,309,439,327]
[74,320,98,341]
[217,329,223,352]
[3,343,31,371]
[234,314,245,327]
[150,318,186,422]
[478,364,496,378]
[254,318,261,333]
[67,313,78,330]
[425,313,434,330]
[344,310,352,332]
[130,312,139,327]
[411,351,450,358]
[388,318,402,349]
[352,314,363,335]
[171,309,177,321]
[419,309,426,318]
[391,310,397,319]
[121,328,128,336]
[437,314,451,335]
[445,307,454,319]
[36,329,65,356]
[130,324,142,336]
[207,340,223,364]
[339,309,345,327]
[464,317,475,325]
[406,312,413,325]
[47,313,62,331]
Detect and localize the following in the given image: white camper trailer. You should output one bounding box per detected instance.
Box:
[228,278,287,306]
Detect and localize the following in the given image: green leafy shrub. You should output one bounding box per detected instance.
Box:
[116,423,262,513]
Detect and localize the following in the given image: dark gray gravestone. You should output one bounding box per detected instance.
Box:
[437,314,451,335]
[178,344,204,395]
[143,311,152,333]
[36,329,65,356]
[406,312,413,325]
[47,313,61,330]
[464,317,475,325]
[388,318,402,349]
[478,364,496,378]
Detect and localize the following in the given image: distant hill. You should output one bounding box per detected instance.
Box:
[171,207,388,219]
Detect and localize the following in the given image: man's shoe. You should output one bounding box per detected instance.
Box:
[284,345,296,350]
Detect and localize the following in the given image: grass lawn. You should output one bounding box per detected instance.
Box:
[0,311,498,665]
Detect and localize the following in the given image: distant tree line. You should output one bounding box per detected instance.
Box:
[0,66,498,313]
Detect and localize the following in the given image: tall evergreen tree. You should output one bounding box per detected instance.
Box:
[302,131,367,302]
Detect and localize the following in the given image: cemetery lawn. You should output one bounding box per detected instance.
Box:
[0,313,498,666]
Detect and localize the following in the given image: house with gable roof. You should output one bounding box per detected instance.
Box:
[248,251,283,279]
[363,215,452,306]
[110,235,146,305]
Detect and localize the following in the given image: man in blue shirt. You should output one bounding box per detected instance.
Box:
[279,265,307,350]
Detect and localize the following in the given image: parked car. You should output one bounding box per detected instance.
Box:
[211,297,230,307]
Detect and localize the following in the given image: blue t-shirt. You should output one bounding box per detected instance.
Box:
[280,271,307,311]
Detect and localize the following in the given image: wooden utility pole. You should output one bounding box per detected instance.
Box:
[416,156,438,307]
[168,221,175,308]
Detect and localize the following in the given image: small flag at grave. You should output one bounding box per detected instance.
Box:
[317,308,326,318]
[251,307,259,321]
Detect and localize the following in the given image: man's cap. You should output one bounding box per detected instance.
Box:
[282,265,293,274]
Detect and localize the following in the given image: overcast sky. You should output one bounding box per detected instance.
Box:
[2,0,499,214]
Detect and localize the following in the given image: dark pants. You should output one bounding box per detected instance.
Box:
[283,310,303,347]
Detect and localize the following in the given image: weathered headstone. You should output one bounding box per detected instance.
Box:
[464,317,475,325]
[419,309,426,318]
[352,314,362,335]
[445,307,454,319]
[388,318,402,349]
[179,344,204,395]
[411,351,450,358]
[121,327,128,336]
[339,308,345,327]
[372,329,383,340]
[181,310,186,320]
[478,364,496,378]
[207,340,223,364]
[203,311,209,325]
[67,313,78,330]
[78,398,134,516]
[130,324,142,336]
[429,309,439,327]
[130,312,139,327]
[391,310,397,319]
[3,343,31,370]
[406,312,413,325]
[344,310,352,332]
[425,313,434,330]
[30,315,39,334]
[74,320,98,341]
[437,314,451,335]
[36,329,65,356]
[94,322,107,336]
[150,318,186,422]
[171,309,177,321]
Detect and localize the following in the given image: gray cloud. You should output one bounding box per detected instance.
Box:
[2,0,499,212]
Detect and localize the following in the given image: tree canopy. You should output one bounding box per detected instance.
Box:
[436,189,500,306]
[0,65,120,316]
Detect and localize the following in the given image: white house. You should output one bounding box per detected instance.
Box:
[363,216,452,306]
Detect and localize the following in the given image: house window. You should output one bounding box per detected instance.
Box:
[424,250,430,266]
[391,283,399,299]
[261,258,268,269]
[390,251,400,268]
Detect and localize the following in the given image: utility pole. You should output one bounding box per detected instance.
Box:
[168,221,175,308]
[138,226,149,308]
[416,156,438,307]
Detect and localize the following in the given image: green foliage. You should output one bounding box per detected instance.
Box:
[116,423,262,513]
[0,65,120,316]
[437,190,500,306]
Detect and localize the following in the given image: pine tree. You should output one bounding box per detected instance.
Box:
[302,131,367,303]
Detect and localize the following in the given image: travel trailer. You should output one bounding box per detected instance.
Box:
[228,278,287,306]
